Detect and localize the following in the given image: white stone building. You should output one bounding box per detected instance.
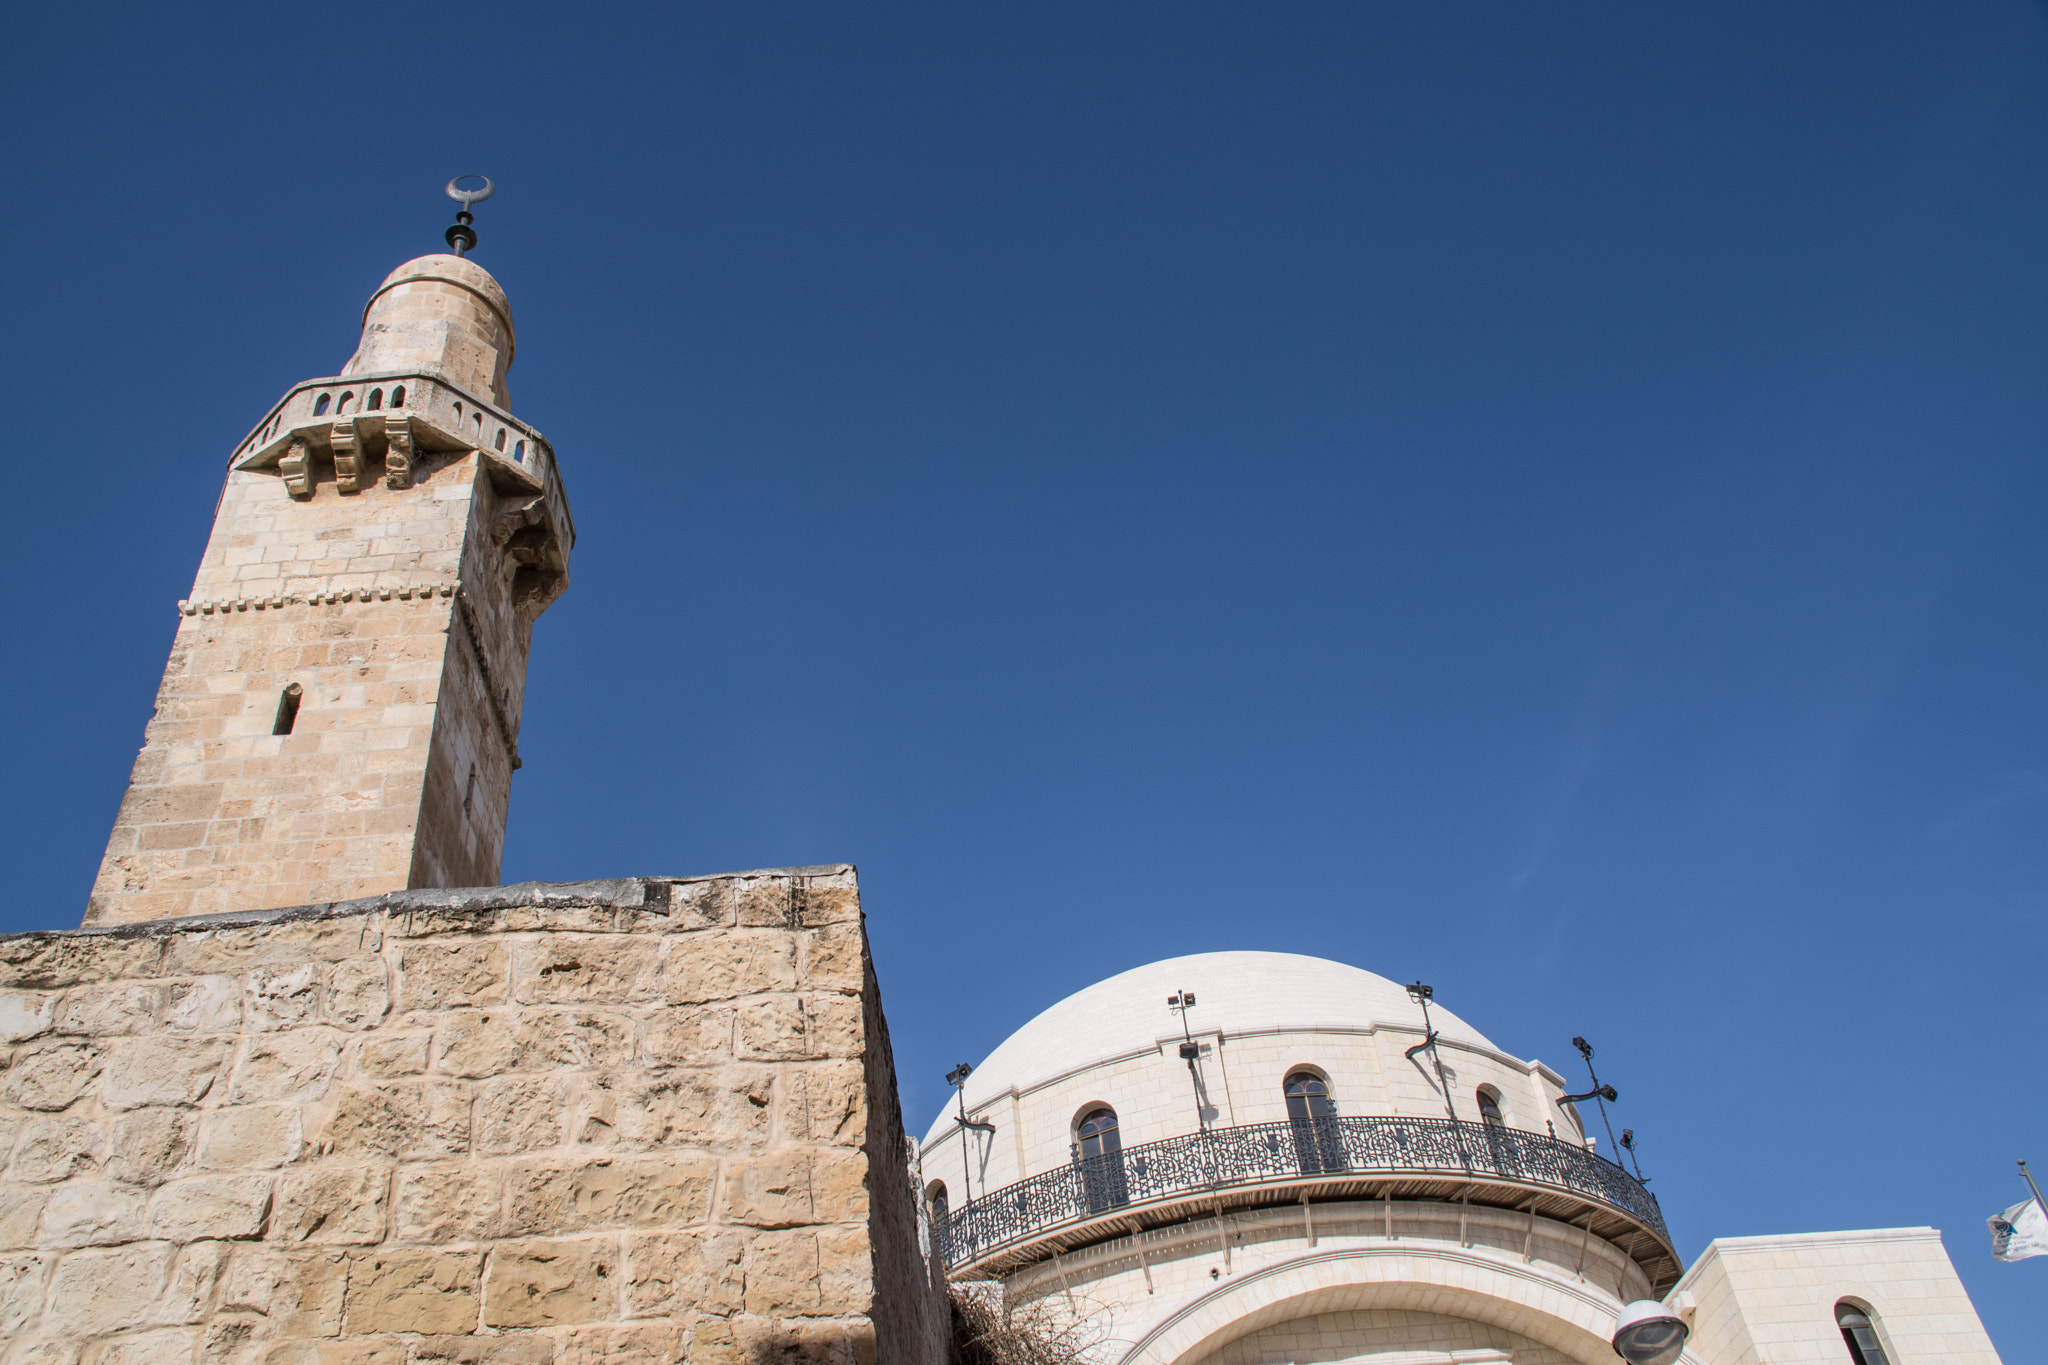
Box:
[917,951,2001,1365]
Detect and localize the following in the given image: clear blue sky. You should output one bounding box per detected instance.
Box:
[5,2,2044,1351]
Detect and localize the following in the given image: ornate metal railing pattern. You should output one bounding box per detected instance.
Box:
[937,1115,1667,1269]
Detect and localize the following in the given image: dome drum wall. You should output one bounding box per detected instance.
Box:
[344,253,517,408]
[983,1200,1658,1365]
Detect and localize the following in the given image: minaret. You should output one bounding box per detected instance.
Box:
[86,192,573,926]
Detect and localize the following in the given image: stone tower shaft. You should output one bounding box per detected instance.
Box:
[86,254,574,926]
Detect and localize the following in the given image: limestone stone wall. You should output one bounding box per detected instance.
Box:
[2,867,946,1364]
[1672,1228,2000,1365]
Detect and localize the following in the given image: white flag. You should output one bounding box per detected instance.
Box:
[1988,1197,2048,1262]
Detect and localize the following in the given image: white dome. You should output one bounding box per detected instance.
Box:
[923,950,1498,1147]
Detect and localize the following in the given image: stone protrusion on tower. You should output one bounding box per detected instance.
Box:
[85,253,575,927]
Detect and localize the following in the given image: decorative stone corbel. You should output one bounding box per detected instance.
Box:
[385,415,415,490]
[332,419,364,493]
[279,438,314,499]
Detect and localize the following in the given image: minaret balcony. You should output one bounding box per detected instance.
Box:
[938,1114,1680,1293]
[228,371,567,515]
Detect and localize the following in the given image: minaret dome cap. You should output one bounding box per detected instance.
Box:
[342,252,516,409]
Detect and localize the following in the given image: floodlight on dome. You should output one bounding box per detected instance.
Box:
[1611,1300,1688,1365]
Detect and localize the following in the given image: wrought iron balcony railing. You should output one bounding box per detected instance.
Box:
[938,1114,1668,1271]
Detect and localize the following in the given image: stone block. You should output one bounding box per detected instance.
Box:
[0,1253,53,1337]
[352,1033,429,1078]
[92,1328,201,1365]
[217,1247,349,1336]
[555,1323,684,1365]
[733,880,801,929]
[663,880,731,930]
[0,1187,50,1246]
[720,1149,869,1228]
[231,1031,344,1103]
[155,1239,232,1325]
[341,1249,481,1334]
[392,1166,496,1242]
[782,1061,867,1147]
[247,965,322,1031]
[735,996,862,1061]
[5,1041,105,1111]
[803,924,867,996]
[108,1109,196,1187]
[164,976,242,1033]
[55,984,161,1036]
[434,1010,630,1078]
[40,1181,148,1247]
[662,934,797,1005]
[480,1238,617,1328]
[46,1252,173,1334]
[731,1314,877,1365]
[325,957,391,1029]
[503,1158,715,1235]
[637,1007,732,1068]
[622,1230,744,1318]
[411,1334,554,1365]
[102,1038,231,1110]
[271,1167,387,1244]
[746,1225,873,1316]
[513,937,657,1005]
[411,1335,554,1365]
[0,936,163,991]
[199,1104,303,1170]
[0,990,56,1042]
[8,1115,105,1184]
[396,943,506,1010]
[576,1068,769,1152]
[318,1083,469,1160]
[476,1076,569,1155]
[162,921,365,977]
[149,1174,273,1241]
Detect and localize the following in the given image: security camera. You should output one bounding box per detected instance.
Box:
[1611,1300,1688,1365]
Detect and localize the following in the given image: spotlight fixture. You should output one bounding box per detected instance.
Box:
[1611,1301,1689,1365]
[945,1063,973,1088]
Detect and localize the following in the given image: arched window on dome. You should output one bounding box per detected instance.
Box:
[314,393,332,416]
[367,389,382,411]
[1074,1107,1127,1213]
[1836,1302,1893,1365]
[1284,1071,1346,1175]
[337,392,355,415]
[1476,1085,1506,1128]
[390,385,406,408]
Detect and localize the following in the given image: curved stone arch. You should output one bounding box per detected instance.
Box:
[1113,1242,1683,1365]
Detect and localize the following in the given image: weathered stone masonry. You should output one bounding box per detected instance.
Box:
[0,866,948,1363]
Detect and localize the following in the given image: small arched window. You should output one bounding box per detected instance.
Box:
[1476,1086,1505,1127]
[494,428,507,451]
[513,439,526,462]
[1076,1108,1119,1158]
[453,401,464,420]
[313,393,331,416]
[1284,1071,1336,1119]
[1836,1303,1892,1365]
[337,392,355,414]
[391,385,406,408]
[926,1180,948,1222]
[367,388,382,411]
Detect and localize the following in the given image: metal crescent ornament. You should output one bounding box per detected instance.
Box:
[445,176,496,207]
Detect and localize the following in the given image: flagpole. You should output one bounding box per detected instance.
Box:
[2022,1161,2048,1222]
